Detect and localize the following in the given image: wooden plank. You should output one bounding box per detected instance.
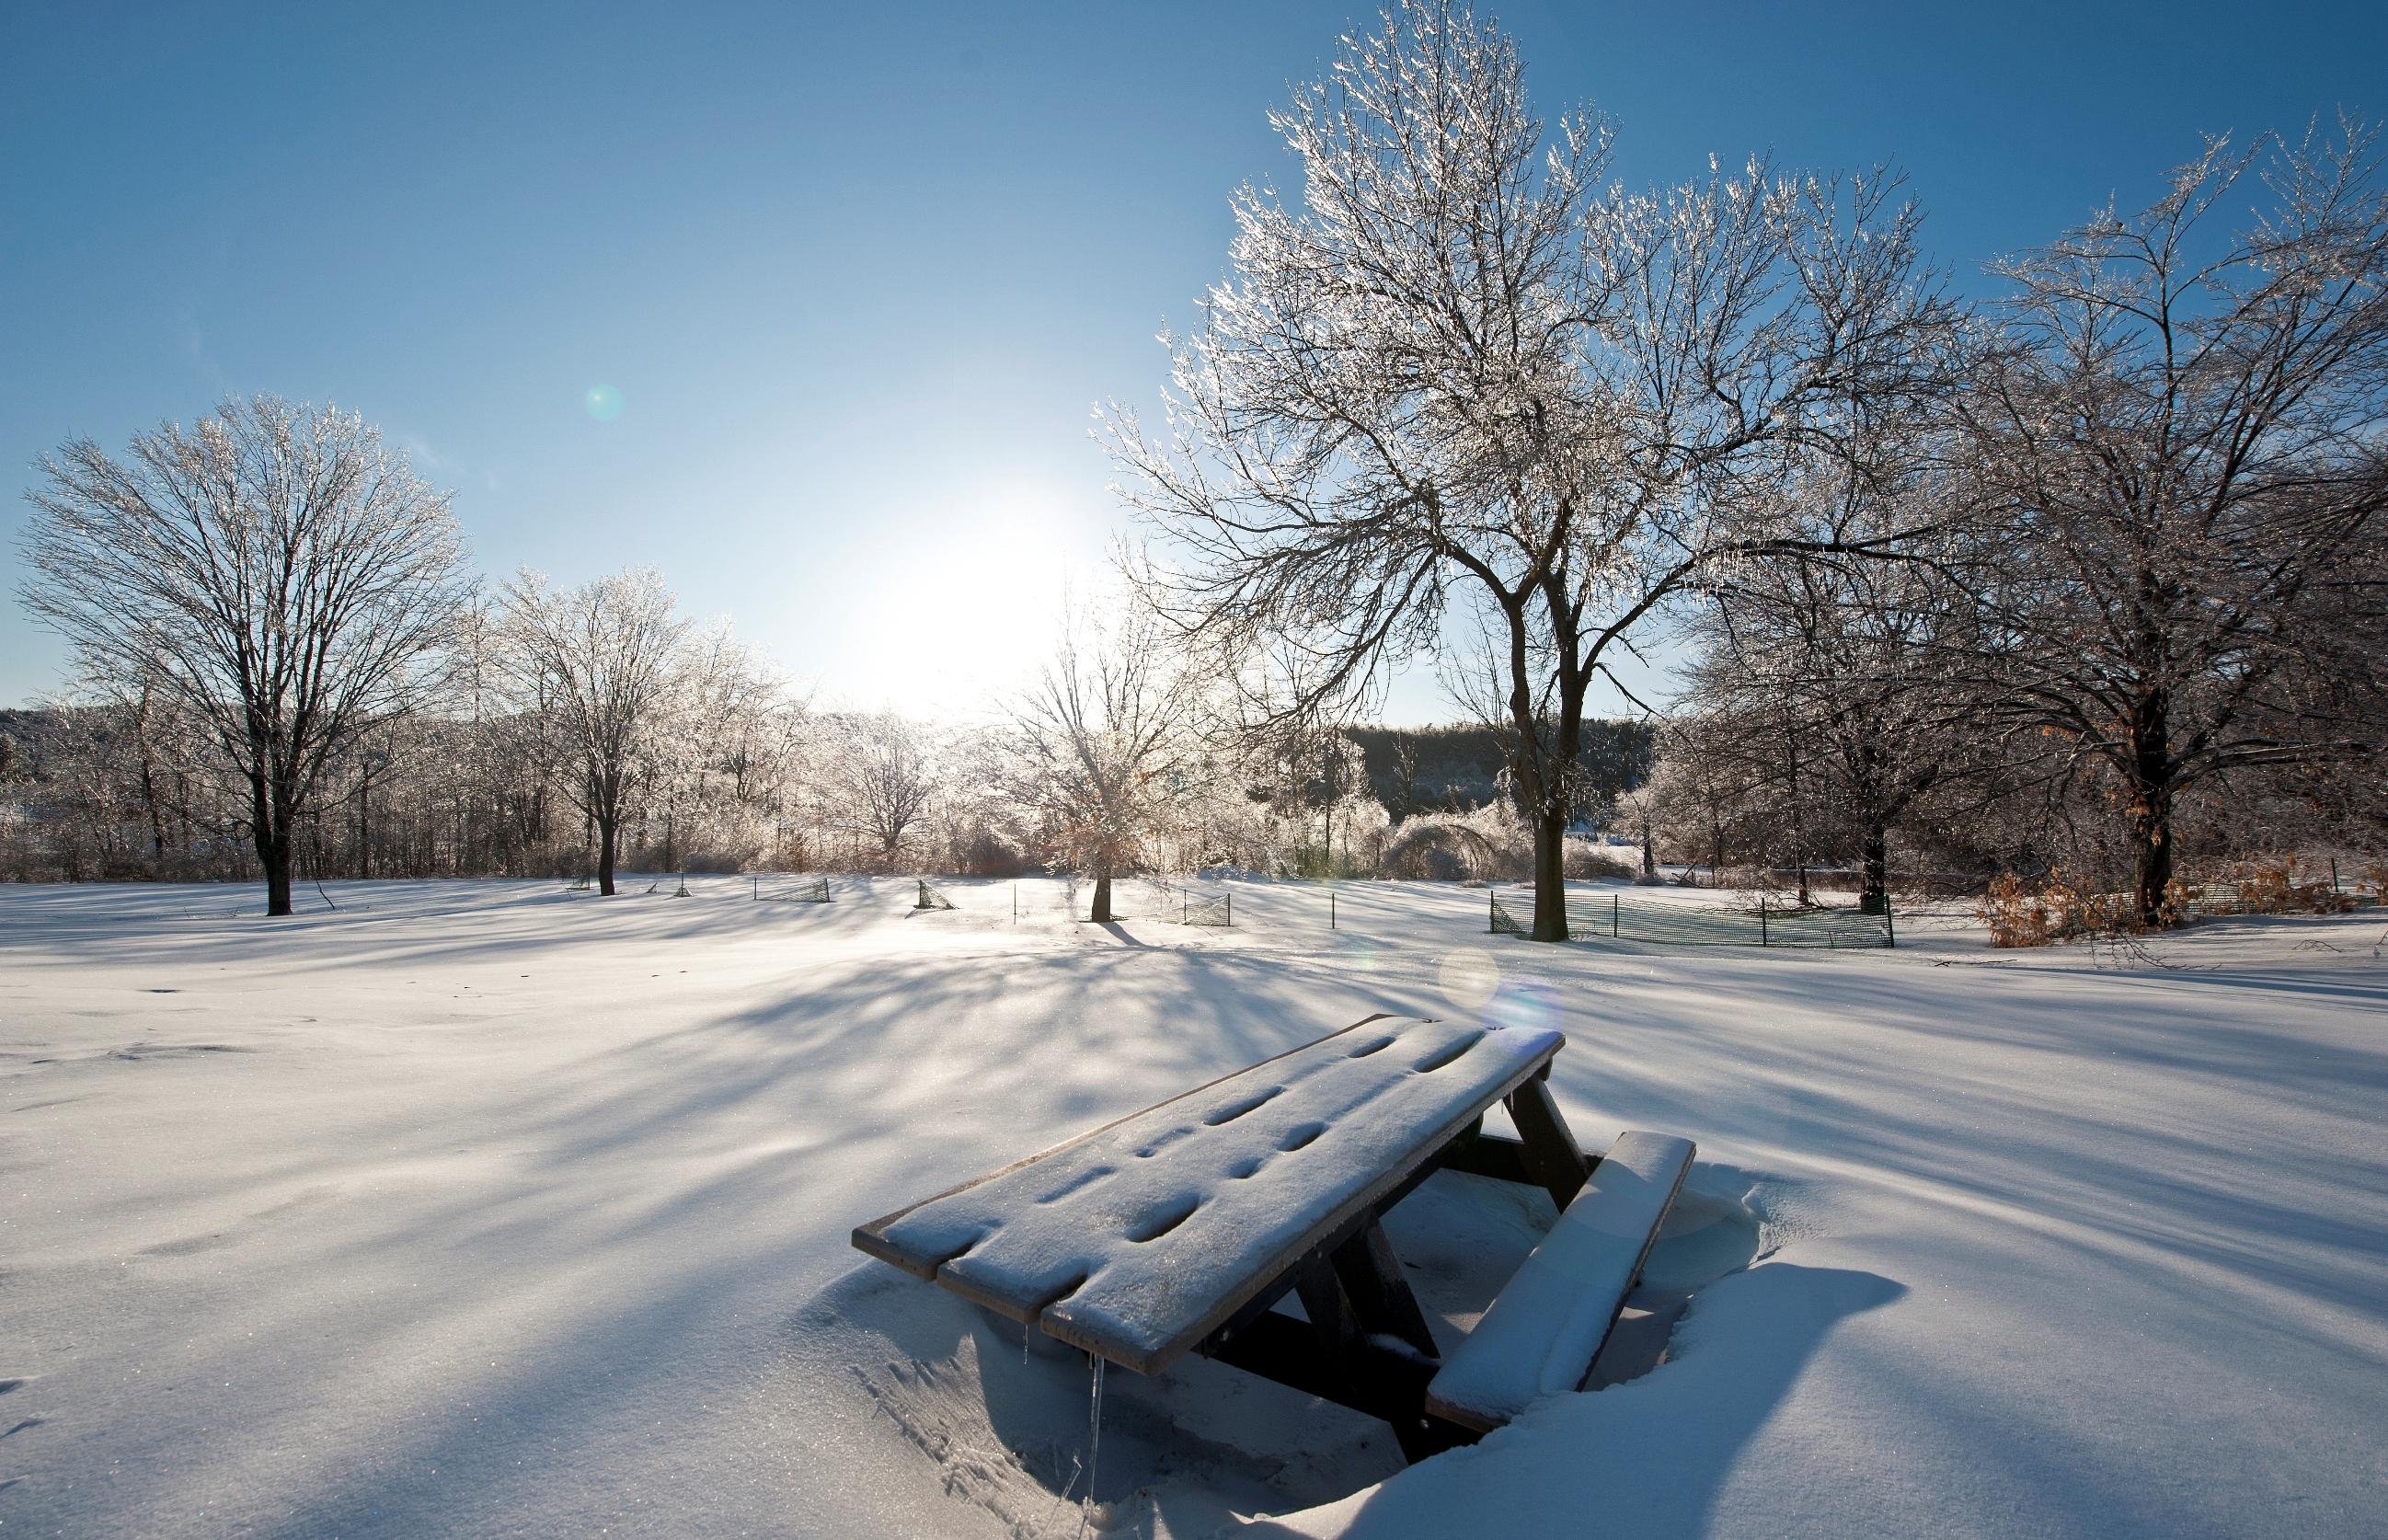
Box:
[851,1013,1399,1279]
[1294,1258,1364,1389]
[1329,1218,1441,1363]
[1195,1142,1462,1361]
[1505,1073,1592,1212]
[1441,1131,1540,1187]
[1039,1025,1562,1374]
[1202,1308,1477,1464]
[1421,1132,1694,1432]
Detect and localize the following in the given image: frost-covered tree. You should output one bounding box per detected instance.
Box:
[635,622,793,872]
[1954,121,2388,924]
[832,711,937,869]
[1010,603,1200,920]
[501,566,689,895]
[18,396,470,914]
[1685,448,1983,910]
[1108,0,1954,938]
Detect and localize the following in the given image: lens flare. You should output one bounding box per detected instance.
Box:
[584,385,624,421]
[1439,948,1500,1013]
[1331,931,1378,972]
[1483,974,1562,1036]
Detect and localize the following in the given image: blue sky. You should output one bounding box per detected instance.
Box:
[4,1,2382,722]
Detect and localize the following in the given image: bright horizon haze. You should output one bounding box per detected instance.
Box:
[4,1,2381,723]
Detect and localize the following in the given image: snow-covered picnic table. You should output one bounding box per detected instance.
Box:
[854,1013,1649,1460]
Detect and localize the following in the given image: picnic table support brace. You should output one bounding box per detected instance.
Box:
[1504,1072,1593,1211]
[1280,1245,1470,1464]
[1328,1218,1441,1367]
[1197,1169,1487,1464]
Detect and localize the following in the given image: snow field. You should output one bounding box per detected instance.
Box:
[2,875,2383,1537]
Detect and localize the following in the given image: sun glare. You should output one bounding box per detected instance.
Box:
[825,481,1095,713]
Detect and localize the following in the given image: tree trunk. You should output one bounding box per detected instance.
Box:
[1091,865,1114,923]
[1861,824,1889,915]
[1321,740,1336,879]
[1532,804,1568,939]
[249,770,295,916]
[2129,689,2175,926]
[142,754,166,868]
[259,828,293,916]
[597,815,618,896]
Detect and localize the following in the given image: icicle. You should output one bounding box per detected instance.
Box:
[1079,1352,1107,1537]
[1037,1454,1084,1539]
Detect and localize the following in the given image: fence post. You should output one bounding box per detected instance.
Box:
[1331,891,1337,930]
[1885,902,1896,948]
[1612,893,1619,938]
[1760,895,1769,947]
[1490,889,1497,934]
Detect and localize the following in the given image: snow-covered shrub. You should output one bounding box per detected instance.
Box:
[1564,840,1635,880]
[1382,803,1532,881]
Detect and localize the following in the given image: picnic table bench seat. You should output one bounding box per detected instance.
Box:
[1422,1131,1695,1431]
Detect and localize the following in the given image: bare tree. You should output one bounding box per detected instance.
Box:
[1640,711,1769,882]
[834,712,936,869]
[1956,119,2388,923]
[1108,0,1954,938]
[18,396,469,914]
[501,567,688,895]
[1687,450,1984,911]
[1011,603,1199,920]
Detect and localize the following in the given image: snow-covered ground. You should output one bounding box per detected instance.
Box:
[5,875,2383,1538]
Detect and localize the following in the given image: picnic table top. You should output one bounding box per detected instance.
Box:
[852,1014,1566,1375]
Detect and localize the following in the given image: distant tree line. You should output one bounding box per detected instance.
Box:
[0,674,1654,896]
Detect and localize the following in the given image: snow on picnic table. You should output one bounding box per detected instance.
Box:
[2,874,2382,1538]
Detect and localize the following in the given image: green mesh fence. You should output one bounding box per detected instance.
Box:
[1488,892,1528,936]
[1183,893,1232,926]
[915,879,958,911]
[755,875,832,902]
[1568,893,1891,948]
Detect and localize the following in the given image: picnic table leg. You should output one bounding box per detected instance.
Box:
[1329,1218,1441,1364]
[1505,1073,1592,1212]
[1296,1247,1470,1464]
[1292,1258,1366,1393]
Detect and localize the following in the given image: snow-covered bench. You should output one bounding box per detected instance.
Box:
[853,1013,1684,1463]
[1422,1130,1694,1431]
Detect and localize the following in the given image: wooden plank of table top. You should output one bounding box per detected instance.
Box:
[853,1015,1565,1376]
[852,1013,1399,1280]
